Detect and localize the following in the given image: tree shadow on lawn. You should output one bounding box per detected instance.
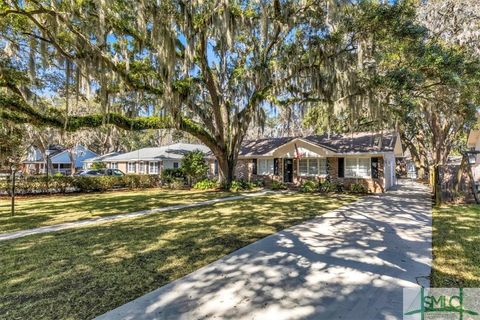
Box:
[0,193,357,319]
[430,205,480,287]
[0,189,230,233]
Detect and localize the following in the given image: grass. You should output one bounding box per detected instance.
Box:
[431,204,480,287]
[0,188,232,233]
[0,192,357,320]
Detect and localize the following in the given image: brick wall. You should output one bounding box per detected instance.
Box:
[327,157,385,193]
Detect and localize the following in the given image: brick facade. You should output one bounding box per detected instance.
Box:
[236,156,386,193]
[327,157,385,193]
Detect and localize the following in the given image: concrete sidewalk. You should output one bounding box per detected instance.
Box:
[0,191,269,242]
[96,180,432,320]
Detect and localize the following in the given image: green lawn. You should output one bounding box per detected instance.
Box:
[0,192,357,320]
[0,188,231,233]
[431,204,480,287]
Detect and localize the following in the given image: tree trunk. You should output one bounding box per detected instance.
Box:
[217,154,236,188]
[433,164,442,206]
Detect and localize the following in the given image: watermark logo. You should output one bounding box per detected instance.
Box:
[404,288,480,320]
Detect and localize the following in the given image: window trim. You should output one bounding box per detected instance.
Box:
[127,162,136,173]
[257,158,274,175]
[149,161,159,174]
[298,158,328,177]
[344,157,372,178]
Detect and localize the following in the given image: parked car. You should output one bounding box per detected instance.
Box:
[99,169,125,176]
[75,170,102,176]
[75,169,125,177]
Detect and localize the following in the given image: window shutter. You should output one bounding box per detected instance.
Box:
[214,160,218,175]
[338,158,345,178]
[371,157,379,179]
[273,158,279,175]
[252,159,257,175]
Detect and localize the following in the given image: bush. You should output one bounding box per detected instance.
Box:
[271,180,287,190]
[72,176,121,192]
[193,179,219,190]
[181,150,209,186]
[161,168,185,184]
[228,179,258,192]
[299,180,317,193]
[349,183,369,194]
[0,174,161,194]
[228,180,243,192]
[319,180,338,193]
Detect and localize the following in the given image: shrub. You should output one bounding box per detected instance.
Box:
[181,151,209,186]
[319,180,338,193]
[193,179,219,190]
[349,183,369,194]
[271,180,287,190]
[228,179,258,192]
[1,174,162,195]
[161,168,185,184]
[72,176,120,192]
[299,180,317,193]
[229,180,242,192]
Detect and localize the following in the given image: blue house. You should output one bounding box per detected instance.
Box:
[23,145,98,175]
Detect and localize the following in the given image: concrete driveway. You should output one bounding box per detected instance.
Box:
[96,180,432,320]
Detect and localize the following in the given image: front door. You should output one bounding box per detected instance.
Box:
[284,158,293,183]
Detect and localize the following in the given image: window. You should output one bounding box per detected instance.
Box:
[128,162,136,173]
[149,162,159,174]
[299,158,328,176]
[138,162,146,174]
[345,158,371,178]
[299,159,308,176]
[173,162,179,169]
[258,159,274,175]
[319,158,327,174]
[110,162,118,169]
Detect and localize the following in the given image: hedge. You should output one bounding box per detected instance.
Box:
[0,174,162,195]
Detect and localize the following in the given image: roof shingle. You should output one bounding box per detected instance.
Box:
[239,131,398,156]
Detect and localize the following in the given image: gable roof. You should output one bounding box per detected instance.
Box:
[240,131,399,156]
[23,145,97,166]
[50,145,98,167]
[83,152,122,163]
[105,143,212,162]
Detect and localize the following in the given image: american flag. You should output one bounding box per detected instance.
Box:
[294,143,302,159]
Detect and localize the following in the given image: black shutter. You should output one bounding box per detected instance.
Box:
[274,158,279,175]
[214,160,218,175]
[252,159,257,175]
[371,157,379,179]
[338,158,345,178]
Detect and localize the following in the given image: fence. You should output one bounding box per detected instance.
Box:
[439,164,476,203]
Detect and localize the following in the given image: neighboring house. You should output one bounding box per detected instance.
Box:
[236,131,403,193]
[82,152,122,169]
[467,129,480,182]
[23,145,98,175]
[99,143,216,175]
